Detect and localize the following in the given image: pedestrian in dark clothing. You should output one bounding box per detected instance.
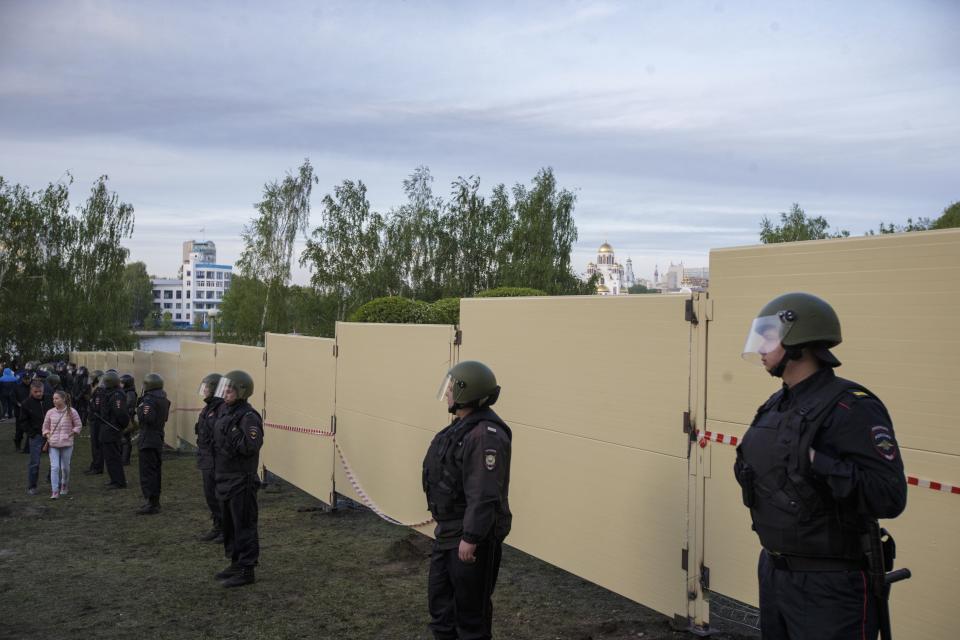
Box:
[84,371,105,475]
[196,373,224,541]
[424,361,512,640]
[212,370,263,588]
[136,373,170,515]
[0,368,17,419]
[97,371,129,489]
[735,292,907,640]
[21,380,53,495]
[14,373,35,452]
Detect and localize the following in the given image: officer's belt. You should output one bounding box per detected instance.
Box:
[767,551,865,572]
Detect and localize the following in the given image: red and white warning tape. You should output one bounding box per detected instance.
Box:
[695,430,959,496]
[264,421,335,437]
[262,420,435,528]
[174,407,204,412]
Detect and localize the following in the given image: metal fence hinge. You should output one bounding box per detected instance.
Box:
[683,411,693,436]
[263,351,267,366]
[330,414,337,435]
[700,563,710,591]
[454,329,462,346]
[681,548,689,571]
[332,344,339,357]
[685,299,699,325]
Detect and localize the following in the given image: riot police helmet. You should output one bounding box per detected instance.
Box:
[743,292,842,369]
[102,370,121,389]
[143,373,164,392]
[436,360,501,413]
[47,373,62,389]
[216,370,254,402]
[120,374,135,390]
[199,373,222,399]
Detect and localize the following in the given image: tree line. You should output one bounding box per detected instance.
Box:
[216,162,594,344]
[0,175,138,361]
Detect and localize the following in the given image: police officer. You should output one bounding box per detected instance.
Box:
[423,361,512,640]
[211,370,263,588]
[84,370,105,475]
[72,366,91,427]
[734,292,907,640]
[136,373,170,515]
[97,370,129,489]
[13,370,34,452]
[120,374,138,466]
[196,373,224,542]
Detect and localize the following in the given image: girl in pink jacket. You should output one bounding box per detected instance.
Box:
[42,390,83,499]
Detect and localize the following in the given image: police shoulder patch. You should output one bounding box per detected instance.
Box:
[484,448,497,471]
[871,425,898,461]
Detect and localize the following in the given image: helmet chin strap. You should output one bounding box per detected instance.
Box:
[768,346,803,378]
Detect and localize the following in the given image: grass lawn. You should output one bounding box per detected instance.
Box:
[0,418,752,639]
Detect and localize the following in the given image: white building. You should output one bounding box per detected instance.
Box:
[151,240,233,327]
[653,262,709,292]
[584,242,636,295]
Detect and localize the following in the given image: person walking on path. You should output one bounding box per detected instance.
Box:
[42,390,83,499]
[21,379,53,495]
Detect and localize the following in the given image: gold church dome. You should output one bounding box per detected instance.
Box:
[598,242,613,253]
[596,284,610,293]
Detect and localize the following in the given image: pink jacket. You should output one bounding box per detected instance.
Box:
[42,407,83,448]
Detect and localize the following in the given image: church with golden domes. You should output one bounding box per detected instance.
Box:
[584,242,636,295]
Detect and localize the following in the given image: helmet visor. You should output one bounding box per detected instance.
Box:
[742,314,794,365]
[198,382,215,398]
[435,374,453,403]
[214,377,234,399]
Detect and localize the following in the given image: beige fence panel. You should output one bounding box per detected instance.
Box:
[334,322,455,529]
[93,352,108,372]
[459,295,692,620]
[151,351,180,448]
[117,352,134,377]
[133,350,153,386]
[215,343,266,417]
[103,352,119,371]
[262,333,337,505]
[702,229,960,640]
[177,342,216,446]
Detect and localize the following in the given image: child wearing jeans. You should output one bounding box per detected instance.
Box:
[42,390,83,499]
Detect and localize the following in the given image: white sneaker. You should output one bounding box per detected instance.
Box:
[50,492,59,500]
[26,488,37,496]
[60,486,69,495]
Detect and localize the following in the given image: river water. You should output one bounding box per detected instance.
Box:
[138,335,212,353]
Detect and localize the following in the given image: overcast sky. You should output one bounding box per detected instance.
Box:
[1,0,957,284]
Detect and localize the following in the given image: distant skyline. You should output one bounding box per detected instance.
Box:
[1,1,957,284]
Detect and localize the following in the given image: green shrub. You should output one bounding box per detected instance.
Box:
[429,297,461,325]
[348,296,432,324]
[475,287,548,298]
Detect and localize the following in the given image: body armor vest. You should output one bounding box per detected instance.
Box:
[736,376,879,559]
[423,408,508,521]
[214,404,261,476]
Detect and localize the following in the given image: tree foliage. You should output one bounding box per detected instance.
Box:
[759,203,849,243]
[236,159,317,340]
[932,201,960,230]
[628,283,656,294]
[0,174,136,360]
[123,261,154,327]
[215,276,337,345]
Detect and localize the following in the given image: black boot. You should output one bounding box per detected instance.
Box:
[199,528,223,542]
[137,500,160,515]
[215,563,242,580]
[221,567,255,588]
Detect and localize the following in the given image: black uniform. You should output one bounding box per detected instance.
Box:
[13,379,32,451]
[72,375,91,427]
[136,388,170,506]
[196,396,225,532]
[122,386,138,465]
[422,408,512,640]
[88,386,107,473]
[213,400,264,569]
[735,368,907,640]
[97,387,129,487]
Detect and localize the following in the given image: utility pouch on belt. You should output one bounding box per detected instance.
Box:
[734,459,756,508]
